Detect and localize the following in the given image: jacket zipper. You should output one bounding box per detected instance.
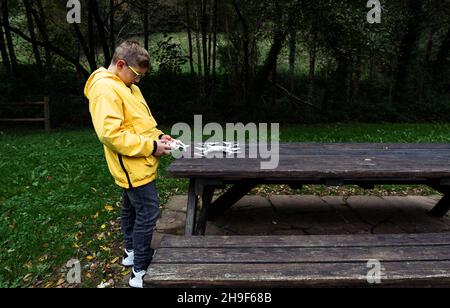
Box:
[118,154,133,189]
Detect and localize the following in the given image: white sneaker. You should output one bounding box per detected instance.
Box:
[122,248,156,267]
[129,267,146,288]
[122,249,134,267]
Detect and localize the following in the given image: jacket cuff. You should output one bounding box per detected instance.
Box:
[152,140,158,155]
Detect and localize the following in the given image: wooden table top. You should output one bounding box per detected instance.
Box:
[167,143,450,180]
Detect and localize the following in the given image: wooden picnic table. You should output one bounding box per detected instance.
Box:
[167,143,450,236]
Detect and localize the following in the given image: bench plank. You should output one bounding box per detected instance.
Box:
[145,233,450,287]
[145,262,450,287]
[160,233,450,248]
[154,246,450,263]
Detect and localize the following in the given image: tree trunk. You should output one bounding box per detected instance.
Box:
[288,28,296,91]
[0,23,10,72]
[143,0,149,51]
[211,0,217,99]
[208,1,212,78]
[334,53,350,104]
[200,0,209,91]
[393,0,423,110]
[233,1,249,100]
[185,1,195,77]
[418,28,435,101]
[2,0,17,73]
[352,54,362,99]
[73,23,96,72]
[307,32,317,104]
[35,0,52,74]
[368,50,374,84]
[88,7,95,67]
[110,0,115,52]
[347,55,353,101]
[195,6,204,97]
[90,0,111,67]
[251,26,287,110]
[23,0,43,73]
[433,24,450,86]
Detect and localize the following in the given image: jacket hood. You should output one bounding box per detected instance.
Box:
[84,67,122,99]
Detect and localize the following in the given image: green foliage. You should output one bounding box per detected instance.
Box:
[151,36,187,75]
[2,1,450,124]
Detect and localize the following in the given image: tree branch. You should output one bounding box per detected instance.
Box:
[268,77,317,109]
[0,21,89,77]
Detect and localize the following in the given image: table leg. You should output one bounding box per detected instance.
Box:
[194,186,215,235]
[429,193,450,217]
[185,179,198,236]
[208,180,257,220]
[428,184,450,217]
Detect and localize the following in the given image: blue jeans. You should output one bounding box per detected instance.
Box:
[121,181,160,272]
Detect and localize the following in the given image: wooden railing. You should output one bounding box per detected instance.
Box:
[0,96,50,132]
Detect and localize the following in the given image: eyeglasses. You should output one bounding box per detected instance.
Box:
[127,64,145,80]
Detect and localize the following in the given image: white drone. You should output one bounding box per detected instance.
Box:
[194,142,241,157]
[167,139,190,152]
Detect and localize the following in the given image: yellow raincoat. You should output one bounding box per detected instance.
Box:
[84,67,164,188]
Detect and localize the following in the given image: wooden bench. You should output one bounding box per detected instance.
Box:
[145,233,450,287]
[0,96,50,132]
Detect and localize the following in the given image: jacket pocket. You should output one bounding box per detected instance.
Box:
[145,155,157,167]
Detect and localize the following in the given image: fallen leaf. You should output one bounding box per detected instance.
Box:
[86,255,95,261]
[23,273,33,282]
[104,205,114,212]
[110,257,119,264]
[97,280,113,288]
[56,278,65,286]
[101,224,106,229]
[100,245,110,252]
[39,255,48,262]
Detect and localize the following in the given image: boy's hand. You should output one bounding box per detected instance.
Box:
[154,140,172,157]
[160,135,173,143]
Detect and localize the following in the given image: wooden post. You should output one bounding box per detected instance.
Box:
[43,96,50,133]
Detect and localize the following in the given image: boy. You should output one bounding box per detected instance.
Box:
[84,40,172,288]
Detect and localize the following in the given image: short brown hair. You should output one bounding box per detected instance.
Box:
[111,40,150,69]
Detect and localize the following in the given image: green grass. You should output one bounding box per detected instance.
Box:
[0,123,448,287]
[0,128,185,287]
